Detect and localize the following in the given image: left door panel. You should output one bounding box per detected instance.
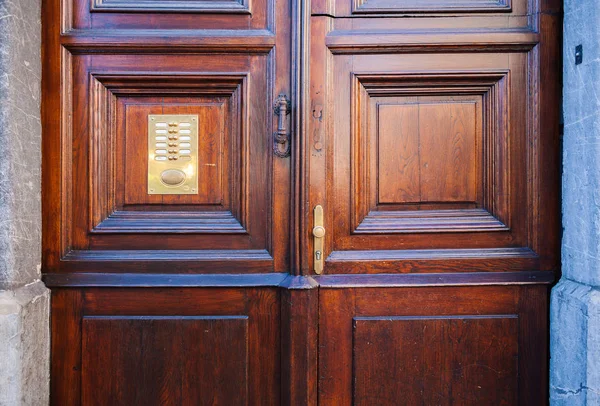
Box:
[43,0,291,401]
[43,0,291,274]
[51,288,281,405]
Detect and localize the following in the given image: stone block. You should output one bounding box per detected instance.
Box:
[0,0,42,289]
[0,281,49,406]
[561,0,600,287]
[550,279,600,405]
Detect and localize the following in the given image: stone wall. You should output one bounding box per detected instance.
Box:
[0,0,48,402]
[550,0,600,404]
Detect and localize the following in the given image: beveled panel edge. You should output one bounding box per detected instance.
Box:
[351,0,511,15]
[353,314,519,321]
[327,247,538,261]
[51,249,275,273]
[316,270,554,288]
[354,209,508,234]
[92,0,250,14]
[350,70,511,236]
[43,272,288,287]
[326,29,539,54]
[91,210,247,234]
[61,30,276,54]
[62,249,273,261]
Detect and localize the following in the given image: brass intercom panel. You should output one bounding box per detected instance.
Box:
[148,114,199,195]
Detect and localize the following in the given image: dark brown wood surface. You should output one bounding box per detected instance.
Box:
[43,0,561,401]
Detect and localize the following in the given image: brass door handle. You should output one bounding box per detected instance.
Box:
[313,205,325,274]
[273,94,291,158]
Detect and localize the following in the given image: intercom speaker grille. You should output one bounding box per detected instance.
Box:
[148,114,199,195]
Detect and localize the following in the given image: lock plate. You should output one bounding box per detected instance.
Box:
[148,114,199,195]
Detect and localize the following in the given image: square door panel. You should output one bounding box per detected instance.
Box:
[55,53,275,273]
[325,52,540,273]
[352,77,508,235]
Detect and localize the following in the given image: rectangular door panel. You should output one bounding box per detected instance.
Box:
[314,48,554,274]
[82,316,249,405]
[51,288,280,405]
[321,0,528,15]
[44,0,292,272]
[318,285,548,406]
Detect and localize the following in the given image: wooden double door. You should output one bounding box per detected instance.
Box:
[42,0,560,403]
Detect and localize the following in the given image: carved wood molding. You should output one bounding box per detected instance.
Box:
[351,71,511,235]
[326,30,539,54]
[326,247,540,273]
[352,0,511,14]
[88,72,248,236]
[60,30,276,54]
[91,0,250,13]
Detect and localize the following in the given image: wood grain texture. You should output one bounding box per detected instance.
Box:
[353,315,518,405]
[280,277,319,405]
[351,0,511,14]
[329,0,529,16]
[91,0,250,13]
[82,316,249,405]
[377,100,478,204]
[49,59,286,272]
[51,288,280,405]
[319,286,547,406]
[377,104,420,203]
[328,63,537,273]
[123,100,225,206]
[419,102,477,202]
[43,0,561,402]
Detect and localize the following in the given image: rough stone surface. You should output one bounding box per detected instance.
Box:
[551,0,600,403]
[0,281,49,406]
[0,0,48,404]
[0,0,42,290]
[560,0,600,287]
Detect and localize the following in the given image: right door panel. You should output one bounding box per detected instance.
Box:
[310,0,560,403]
[323,51,546,273]
[318,285,548,405]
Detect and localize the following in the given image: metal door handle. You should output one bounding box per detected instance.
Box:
[273,94,291,158]
[313,205,325,274]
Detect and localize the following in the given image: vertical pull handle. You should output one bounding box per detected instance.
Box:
[273,94,291,158]
[313,205,325,274]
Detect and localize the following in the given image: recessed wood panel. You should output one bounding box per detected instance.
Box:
[68,0,270,31]
[377,104,420,203]
[318,286,549,406]
[377,101,477,205]
[92,0,250,13]
[124,101,225,206]
[46,54,286,272]
[352,0,511,14]
[353,315,518,405]
[419,102,477,202]
[51,288,281,404]
[349,72,509,242]
[82,316,248,405]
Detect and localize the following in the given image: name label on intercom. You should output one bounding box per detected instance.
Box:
[148,114,199,195]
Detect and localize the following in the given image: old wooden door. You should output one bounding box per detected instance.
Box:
[42,0,560,402]
[307,0,561,403]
